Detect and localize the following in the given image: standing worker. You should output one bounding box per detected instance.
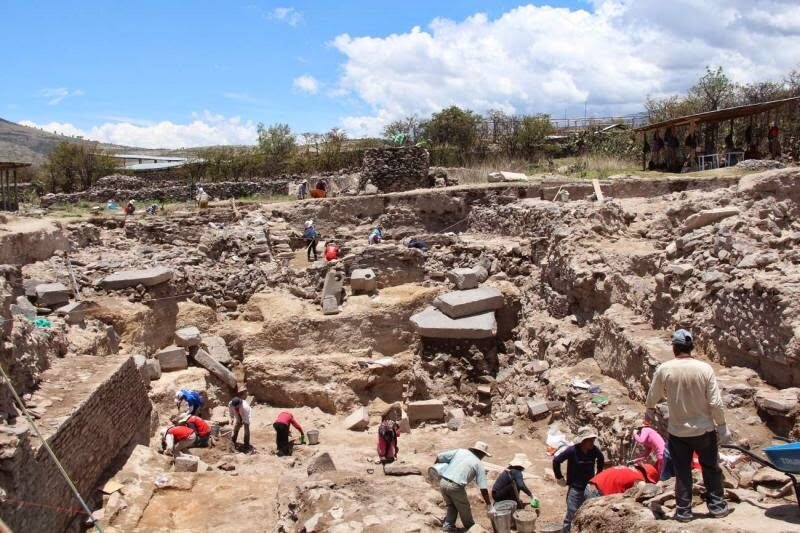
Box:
[377,416,400,464]
[491,453,535,508]
[553,427,605,533]
[180,413,212,448]
[175,389,204,416]
[273,411,305,456]
[303,220,320,262]
[228,396,252,451]
[645,329,731,523]
[433,441,493,531]
[162,424,196,456]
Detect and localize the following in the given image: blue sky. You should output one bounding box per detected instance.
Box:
[2,1,798,148]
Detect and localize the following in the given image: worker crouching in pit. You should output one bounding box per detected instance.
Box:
[273,410,305,456]
[161,424,196,456]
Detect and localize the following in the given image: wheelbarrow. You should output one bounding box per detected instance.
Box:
[722,439,800,508]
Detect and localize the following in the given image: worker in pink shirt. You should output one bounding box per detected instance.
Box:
[273,411,305,456]
[634,420,670,480]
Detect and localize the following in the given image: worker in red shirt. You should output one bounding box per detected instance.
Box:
[584,463,658,500]
[161,425,196,456]
[324,240,341,261]
[180,413,212,448]
[273,411,305,456]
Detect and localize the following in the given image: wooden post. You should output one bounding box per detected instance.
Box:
[641,134,647,171]
[13,168,17,211]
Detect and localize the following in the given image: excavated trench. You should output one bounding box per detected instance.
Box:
[4,169,800,532]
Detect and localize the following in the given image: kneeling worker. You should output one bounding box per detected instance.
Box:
[273,411,305,456]
[584,463,659,499]
[492,453,535,507]
[180,413,212,448]
[162,425,196,456]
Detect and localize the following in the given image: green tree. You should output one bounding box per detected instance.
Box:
[382,115,421,144]
[42,141,117,193]
[256,123,296,174]
[689,66,737,112]
[511,114,554,157]
[422,106,480,152]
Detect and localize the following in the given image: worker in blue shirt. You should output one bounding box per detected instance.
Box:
[175,389,204,416]
[553,427,605,533]
[434,441,493,531]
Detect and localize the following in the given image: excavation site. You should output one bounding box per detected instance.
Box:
[2,148,800,532]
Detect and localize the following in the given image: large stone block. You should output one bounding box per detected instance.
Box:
[446,267,481,290]
[410,306,497,339]
[55,301,89,324]
[307,451,336,476]
[145,358,162,380]
[527,399,550,420]
[447,408,466,430]
[407,399,445,425]
[192,348,237,389]
[99,266,173,290]
[433,286,504,318]
[35,282,70,306]
[157,345,188,372]
[343,406,370,431]
[174,454,199,472]
[322,295,340,315]
[175,326,202,347]
[201,335,231,365]
[322,269,345,303]
[350,268,377,294]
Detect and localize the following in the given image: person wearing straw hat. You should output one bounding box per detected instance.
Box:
[553,427,605,533]
[491,453,535,507]
[434,441,493,531]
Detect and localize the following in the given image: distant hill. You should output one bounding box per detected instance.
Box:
[0,117,194,165]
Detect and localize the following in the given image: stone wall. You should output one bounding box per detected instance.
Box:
[360,147,430,193]
[40,180,289,207]
[0,356,152,532]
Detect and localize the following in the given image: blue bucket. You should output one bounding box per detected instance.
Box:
[763,442,800,474]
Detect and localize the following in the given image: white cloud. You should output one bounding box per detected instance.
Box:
[20,111,258,148]
[331,1,800,136]
[293,74,320,94]
[269,6,303,27]
[36,87,84,105]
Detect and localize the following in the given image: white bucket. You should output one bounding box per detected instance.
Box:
[490,501,517,533]
[306,429,320,445]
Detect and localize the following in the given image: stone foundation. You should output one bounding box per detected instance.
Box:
[360,146,430,193]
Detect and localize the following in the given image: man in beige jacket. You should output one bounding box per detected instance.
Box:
[646,329,731,523]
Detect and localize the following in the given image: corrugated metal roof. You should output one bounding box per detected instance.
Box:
[114,154,189,162]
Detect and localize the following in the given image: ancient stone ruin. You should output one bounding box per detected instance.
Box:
[1,167,800,531]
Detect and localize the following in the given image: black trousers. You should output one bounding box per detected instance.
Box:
[668,431,727,518]
[274,422,292,456]
[306,239,318,260]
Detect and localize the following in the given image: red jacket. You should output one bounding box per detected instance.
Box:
[590,467,644,495]
[168,426,195,441]
[324,244,339,261]
[186,416,211,438]
[274,411,303,432]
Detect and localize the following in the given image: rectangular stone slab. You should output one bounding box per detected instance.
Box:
[433,287,504,318]
[407,399,445,424]
[100,266,173,290]
[350,268,377,293]
[410,306,497,339]
[343,406,369,431]
[157,345,188,372]
[192,348,237,389]
[35,282,70,306]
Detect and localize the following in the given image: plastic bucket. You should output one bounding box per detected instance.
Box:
[210,423,220,438]
[513,509,538,533]
[490,501,517,533]
[427,465,442,487]
[306,429,320,445]
[764,442,800,473]
[537,523,563,533]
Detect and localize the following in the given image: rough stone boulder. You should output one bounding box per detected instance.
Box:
[307,452,336,476]
[446,267,487,290]
[433,286,504,318]
[201,335,231,365]
[572,494,655,532]
[682,207,739,232]
[99,266,173,290]
[410,306,497,339]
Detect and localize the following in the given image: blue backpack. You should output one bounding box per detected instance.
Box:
[304,227,317,240]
